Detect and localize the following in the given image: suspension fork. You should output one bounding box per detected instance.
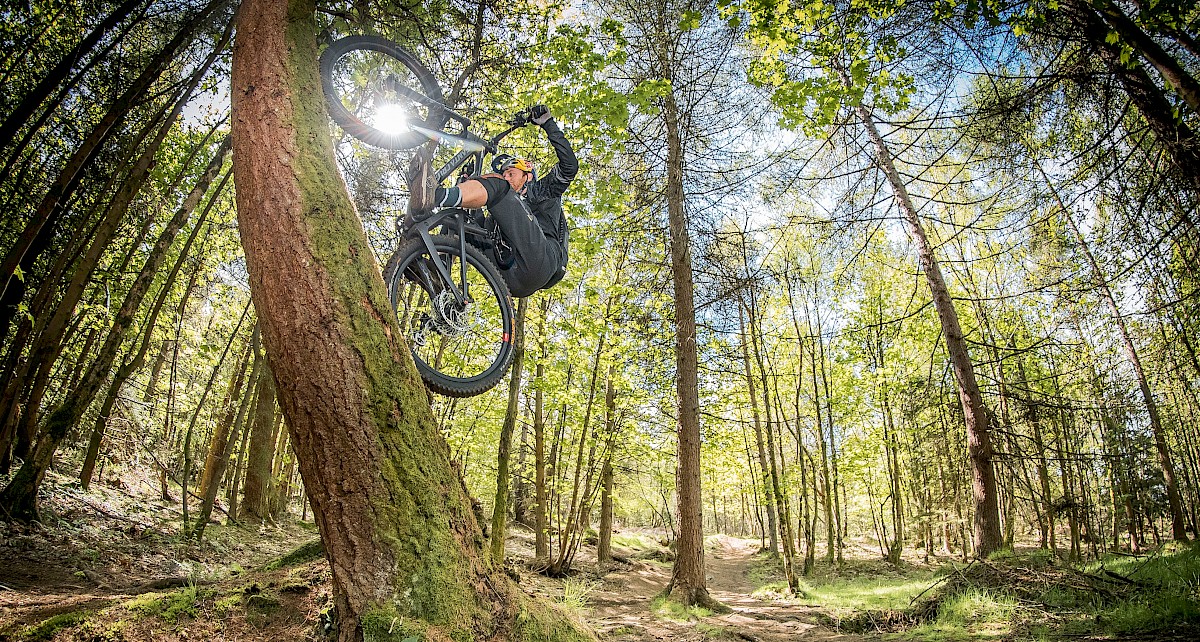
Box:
[411,212,473,306]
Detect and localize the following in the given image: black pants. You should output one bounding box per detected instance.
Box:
[489,201,561,298]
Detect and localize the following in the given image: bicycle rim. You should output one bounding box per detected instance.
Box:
[388,235,514,397]
[320,36,448,150]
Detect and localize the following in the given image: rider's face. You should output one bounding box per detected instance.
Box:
[502,167,531,193]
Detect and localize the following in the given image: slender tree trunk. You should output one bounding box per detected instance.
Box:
[548,322,607,575]
[242,357,279,523]
[749,288,796,587]
[0,0,150,172]
[0,0,231,327]
[182,300,250,530]
[597,368,616,565]
[738,303,779,555]
[81,198,211,489]
[534,360,550,561]
[1059,0,1200,190]
[658,79,718,608]
[491,297,527,563]
[0,140,231,523]
[191,339,257,540]
[850,95,1003,558]
[1089,0,1200,116]
[1049,187,1188,541]
[226,360,257,526]
[514,410,531,527]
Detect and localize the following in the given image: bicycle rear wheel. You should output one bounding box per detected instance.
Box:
[320,35,449,150]
[387,235,514,397]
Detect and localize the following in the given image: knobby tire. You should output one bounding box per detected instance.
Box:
[319,36,448,150]
[386,235,514,398]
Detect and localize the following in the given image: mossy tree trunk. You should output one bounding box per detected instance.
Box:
[230,2,595,640]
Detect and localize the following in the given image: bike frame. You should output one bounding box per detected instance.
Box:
[391,94,528,308]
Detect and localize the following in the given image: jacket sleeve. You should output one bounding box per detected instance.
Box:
[531,119,577,203]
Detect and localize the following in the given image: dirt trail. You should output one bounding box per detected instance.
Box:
[589,536,861,641]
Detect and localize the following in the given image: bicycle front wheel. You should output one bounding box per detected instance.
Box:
[388,235,514,397]
[320,35,449,150]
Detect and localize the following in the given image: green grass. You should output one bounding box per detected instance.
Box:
[802,572,939,612]
[557,577,600,612]
[650,595,713,621]
[787,545,1200,640]
[611,532,661,553]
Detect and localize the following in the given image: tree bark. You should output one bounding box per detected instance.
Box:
[230,1,594,639]
[658,65,722,605]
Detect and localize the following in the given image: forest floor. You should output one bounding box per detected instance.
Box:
[583,534,859,642]
[0,469,863,641]
[6,470,1197,641]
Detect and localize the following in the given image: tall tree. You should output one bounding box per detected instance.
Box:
[737,0,1005,557]
[229,0,594,639]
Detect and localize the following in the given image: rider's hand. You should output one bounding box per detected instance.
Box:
[531,104,552,125]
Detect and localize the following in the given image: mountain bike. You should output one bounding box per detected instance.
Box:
[320,35,531,397]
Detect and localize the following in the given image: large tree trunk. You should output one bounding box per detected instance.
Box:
[229,2,593,640]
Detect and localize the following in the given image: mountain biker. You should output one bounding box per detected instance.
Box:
[412,105,577,297]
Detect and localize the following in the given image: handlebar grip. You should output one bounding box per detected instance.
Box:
[509,107,535,126]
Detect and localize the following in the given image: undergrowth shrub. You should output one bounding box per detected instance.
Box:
[824,545,1200,639]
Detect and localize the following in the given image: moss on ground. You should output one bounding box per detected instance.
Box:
[18,611,90,641]
[125,584,205,622]
[263,539,324,570]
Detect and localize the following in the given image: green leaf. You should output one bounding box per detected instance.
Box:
[678,10,702,31]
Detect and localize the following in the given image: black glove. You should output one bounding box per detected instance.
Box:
[530,104,552,125]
